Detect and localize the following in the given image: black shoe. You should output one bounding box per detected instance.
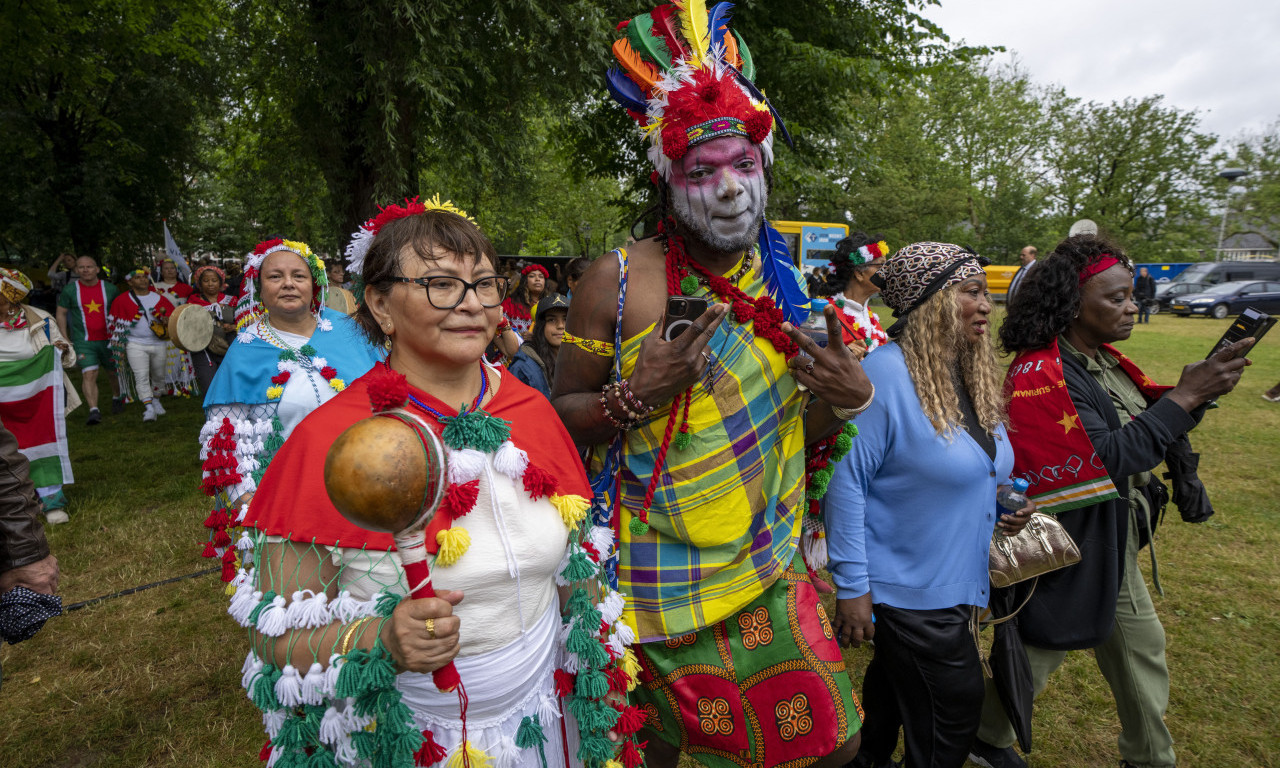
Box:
[111,397,125,414]
[968,738,1027,768]
[86,408,102,426]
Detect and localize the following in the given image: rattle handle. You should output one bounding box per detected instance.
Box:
[395,531,462,692]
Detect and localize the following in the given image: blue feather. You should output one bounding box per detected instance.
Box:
[707,2,734,56]
[757,220,808,325]
[605,67,648,114]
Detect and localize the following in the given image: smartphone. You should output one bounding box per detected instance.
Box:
[1206,307,1276,359]
[661,295,710,342]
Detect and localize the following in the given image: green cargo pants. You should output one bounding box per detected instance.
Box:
[976,507,1176,768]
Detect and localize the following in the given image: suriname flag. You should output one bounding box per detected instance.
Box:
[0,346,73,490]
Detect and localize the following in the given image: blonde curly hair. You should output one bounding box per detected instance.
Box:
[899,286,1007,437]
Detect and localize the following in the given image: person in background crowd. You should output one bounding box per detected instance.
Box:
[554,6,871,765]
[187,265,236,392]
[55,256,123,425]
[971,235,1251,768]
[0,419,61,690]
[197,238,381,588]
[562,257,591,299]
[1005,245,1037,304]
[324,259,359,315]
[224,263,244,298]
[1134,266,1156,324]
[108,267,176,422]
[46,254,74,293]
[824,243,1032,768]
[152,258,198,397]
[0,270,80,524]
[502,263,547,339]
[822,232,890,357]
[507,293,568,398]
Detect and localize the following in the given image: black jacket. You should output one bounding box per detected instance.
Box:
[0,420,49,575]
[1135,274,1157,301]
[1017,353,1197,650]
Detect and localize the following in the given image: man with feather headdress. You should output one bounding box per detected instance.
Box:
[552,4,871,767]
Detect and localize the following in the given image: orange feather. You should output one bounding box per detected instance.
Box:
[612,38,659,94]
[722,28,742,69]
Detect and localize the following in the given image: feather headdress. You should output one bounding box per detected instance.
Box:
[608,2,787,179]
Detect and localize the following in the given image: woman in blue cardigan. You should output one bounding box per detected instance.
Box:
[824,243,1034,768]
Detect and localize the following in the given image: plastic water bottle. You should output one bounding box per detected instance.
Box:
[799,298,829,349]
[997,478,1031,514]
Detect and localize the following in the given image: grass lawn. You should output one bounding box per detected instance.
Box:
[2,312,1278,767]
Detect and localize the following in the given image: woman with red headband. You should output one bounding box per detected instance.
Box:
[970,234,1252,768]
[502,263,548,340]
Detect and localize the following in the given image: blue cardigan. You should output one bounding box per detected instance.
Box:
[824,343,1013,611]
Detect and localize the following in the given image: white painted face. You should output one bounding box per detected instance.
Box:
[668,135,767,253]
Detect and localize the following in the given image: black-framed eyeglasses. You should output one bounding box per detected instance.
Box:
[392,275,511,310]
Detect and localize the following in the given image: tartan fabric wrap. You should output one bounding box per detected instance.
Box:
[608,263,809,642]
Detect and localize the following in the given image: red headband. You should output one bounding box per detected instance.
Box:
[522,264,549,278]
[1078,255,1119,285]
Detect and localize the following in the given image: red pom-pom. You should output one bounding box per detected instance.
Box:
[439,479,480,520]
[661,126,689,160]
[253,239,283,256]
[201,540,217,558]
[213,528,233,547]
[270,372,290,386]
[204,509,229,529]
[606,665,633,696]
[614,705,646,736]
[555,669,577,697]
[522,464,559,501]
[622,739,646,768]
[367,366,409,412]
[222,547,238,564]
[698,77,724,103]
[320,366,337,380]
[413,728,447,766]
[745,109,773,143]
[221,560,238,582]
[259,740,272,762]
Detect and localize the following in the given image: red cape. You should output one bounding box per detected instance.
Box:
[109,290,175,322]
[245,365,591,550]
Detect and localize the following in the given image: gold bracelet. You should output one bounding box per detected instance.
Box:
[831,382,875,421]
[339,617,375,656]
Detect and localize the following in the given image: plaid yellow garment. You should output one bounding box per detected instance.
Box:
[606,258,808,643]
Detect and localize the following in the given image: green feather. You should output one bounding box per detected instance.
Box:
[733,30,755,81]
[628,14,673,71]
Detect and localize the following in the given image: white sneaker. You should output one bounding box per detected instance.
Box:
[151,399,166,416]
[143,402,157,422]
[45,509,69,525]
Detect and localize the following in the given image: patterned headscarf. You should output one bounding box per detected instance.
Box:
[873,242,989,335]
[0,268,32,304]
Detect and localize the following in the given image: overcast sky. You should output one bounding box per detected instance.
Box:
[922,0,1280,143]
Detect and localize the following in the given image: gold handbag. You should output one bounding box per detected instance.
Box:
[988,512,1082,589]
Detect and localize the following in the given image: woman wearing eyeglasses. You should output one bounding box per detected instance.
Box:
[197,239,382,588]
[226,201,608,767]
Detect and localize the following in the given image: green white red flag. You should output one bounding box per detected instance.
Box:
[0,346,73,490]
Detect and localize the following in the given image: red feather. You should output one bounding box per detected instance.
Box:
[650,5,688,61]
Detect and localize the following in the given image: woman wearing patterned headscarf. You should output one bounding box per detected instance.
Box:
[0,269,80,524]
[196,239,382,590]
[823,242,1035,768]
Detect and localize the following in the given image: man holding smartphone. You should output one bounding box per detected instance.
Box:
[552,8,873,768]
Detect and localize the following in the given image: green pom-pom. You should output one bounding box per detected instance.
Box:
[305,745,336,768]
[299,344,317,357]
[576,667,610,699]
[375,591,403,618]
[335,649,370,697]
[834,432,854,457]
[565,587,592,615]
[577,730,619,762]
[352,729,377,759]
[629,517,649,536]
[680,275,699,295]
[834,297,846,308]
[362,651,397,692]
[566,624,598,657]
[674,431,692,451]
[251,664,281,711]
[808,471,831,500]
[440,410,512,452]
[248,590,277,626]
[278,349,297,362]
[516,715,548,748]
[846,423,859,438]
[562,550,596,582]
[574,605,603,633]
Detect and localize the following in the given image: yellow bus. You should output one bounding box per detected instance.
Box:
[984,264,1019,300]
[771,220,849,269]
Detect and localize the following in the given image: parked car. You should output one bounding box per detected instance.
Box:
[1168,280,1280,319]
[1150,281,1208,314]
[1170,261,1280,287]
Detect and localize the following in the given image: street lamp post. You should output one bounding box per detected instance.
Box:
[1216,168,1249,259]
